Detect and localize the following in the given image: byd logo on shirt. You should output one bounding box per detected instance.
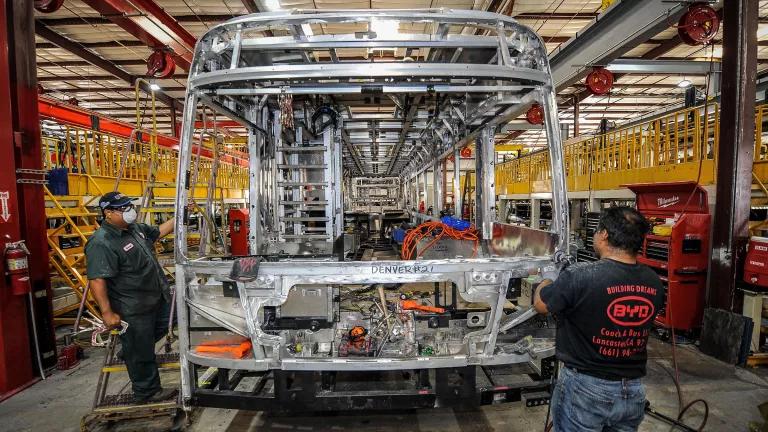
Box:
[607,296,655,327]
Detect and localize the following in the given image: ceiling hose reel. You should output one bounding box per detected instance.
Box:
[526,104,545,125]
[146,49,176,79]
[34,0,65,13]
[585,67,614,95]
[678,2,720,46]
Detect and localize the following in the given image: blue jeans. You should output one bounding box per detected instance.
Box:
[551,366,646,432]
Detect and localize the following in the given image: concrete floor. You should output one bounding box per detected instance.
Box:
[1,339,767,432]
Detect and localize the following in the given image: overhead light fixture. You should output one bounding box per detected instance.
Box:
[264,0,281,11]
[370,18,400,39]
[150,83,161,91]
[677,79,692,88]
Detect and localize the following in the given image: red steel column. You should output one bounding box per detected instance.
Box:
[0,0,34,399]
[11,0,56,371]
[0,0,56,400]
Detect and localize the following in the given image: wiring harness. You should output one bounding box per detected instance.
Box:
[401,220,479,260]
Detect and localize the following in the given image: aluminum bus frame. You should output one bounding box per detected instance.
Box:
[174,9,569,412]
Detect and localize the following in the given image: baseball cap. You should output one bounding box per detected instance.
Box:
[98,192,134,210]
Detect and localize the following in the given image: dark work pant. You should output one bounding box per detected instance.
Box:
[119,298,171,400]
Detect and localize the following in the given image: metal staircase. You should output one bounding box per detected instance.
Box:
[44,186,102,325]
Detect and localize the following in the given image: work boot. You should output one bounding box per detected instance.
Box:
[148,388,178,402]
[135,388,177,404]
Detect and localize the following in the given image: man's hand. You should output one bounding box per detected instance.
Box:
[158,217,175,238]
[89,278,121,327]
[102,310,122,329]
[533,279,553,314]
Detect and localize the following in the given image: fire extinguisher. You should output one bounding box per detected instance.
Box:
[4,240,32,296]
[4,239,46,379]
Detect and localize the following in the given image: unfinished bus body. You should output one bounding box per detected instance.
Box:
[174,9,569,411]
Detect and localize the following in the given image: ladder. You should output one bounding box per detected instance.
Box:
[133,136,180,285]
[82,331,181,431]
[275,124,342,242]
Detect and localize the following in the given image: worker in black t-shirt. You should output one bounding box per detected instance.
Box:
[534,206,664,432]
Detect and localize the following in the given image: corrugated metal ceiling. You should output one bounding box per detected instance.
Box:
[33,0,768,141]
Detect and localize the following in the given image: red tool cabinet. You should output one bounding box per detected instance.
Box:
[228,208,250,256]
[624,182,711,331]
[744,237,768,287]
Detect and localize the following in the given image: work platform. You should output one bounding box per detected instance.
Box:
[495,102,768,203]
[39,96,249,326]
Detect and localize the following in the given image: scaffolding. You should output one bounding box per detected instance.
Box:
[496,102,768,198]
[39,96,249,331]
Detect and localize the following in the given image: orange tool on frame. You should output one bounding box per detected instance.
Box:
[195,340,253,359]
[401,300,445,314]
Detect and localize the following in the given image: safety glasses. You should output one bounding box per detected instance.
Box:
[109,203,134,212]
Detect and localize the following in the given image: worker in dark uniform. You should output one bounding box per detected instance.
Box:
[85,192,176,403]
[534,207,664,432]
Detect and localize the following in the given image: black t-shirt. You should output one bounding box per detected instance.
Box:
[539,259,664,380]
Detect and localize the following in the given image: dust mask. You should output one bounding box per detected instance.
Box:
[122,207,138,224]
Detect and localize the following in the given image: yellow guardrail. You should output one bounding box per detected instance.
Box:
[41,124,249,199]
[496,103,768,195]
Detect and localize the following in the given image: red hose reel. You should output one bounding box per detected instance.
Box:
[678,3,720,46]
[35,0,65,13]
[526,104,544,125]
[460,147,472,158]
[585,67,614,96]
[146,50,176,79]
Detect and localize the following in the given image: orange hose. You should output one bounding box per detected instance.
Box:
[401,221,479,260]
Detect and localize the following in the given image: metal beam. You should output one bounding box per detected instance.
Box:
[573,83,688,89]
[562,6,723,107]
[606,59,722,75]
[708,0,758,311]
[515,12,598,20]
[37,74,188,82]
[475,126,495,240]
[548,0,688,91]
[36,40,146,49]
[35,22,134,83]
[573,92,684,100]
[0,0,52,394]
[35,12,605,27]
[341,130,365,175]
[80,0,194,71]
[433,160,443,212]
[241,0,260,13]
[36,59,146,67]
[129,0,197,47]
[386,95,422,175]
[540,36,574,44]
[37,15,237,26]
[453,147,461,218]
[501,0,516,17]
[46,86,188,93]
[573,95,579,137]
[35,22,182,111]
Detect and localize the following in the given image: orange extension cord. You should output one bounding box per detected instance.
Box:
[401,221,479,260]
